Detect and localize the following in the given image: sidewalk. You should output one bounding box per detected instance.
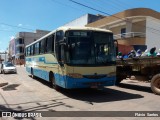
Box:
[0,75,8,87]
[16,65,25,67]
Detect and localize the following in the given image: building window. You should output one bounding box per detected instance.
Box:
[16,38,24,44]
[121,28,126,38]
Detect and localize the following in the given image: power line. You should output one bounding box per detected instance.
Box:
[88,0,117,14]
[68,0,112,16]
[0,23,34,31]
[50,0,86,13]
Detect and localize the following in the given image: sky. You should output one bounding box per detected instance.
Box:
[0,0,160,52]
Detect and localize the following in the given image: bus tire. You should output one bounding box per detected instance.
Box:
[49,72,59,90]
[151,74,160,95]
[115,77,123,85]
[115,75,125,85]
[31,68,35,79]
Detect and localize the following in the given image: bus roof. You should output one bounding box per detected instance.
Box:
[25,26,112,48]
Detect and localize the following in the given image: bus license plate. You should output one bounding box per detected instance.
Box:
[90,85,98,88]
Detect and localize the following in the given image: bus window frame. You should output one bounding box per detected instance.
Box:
[55,30,65,64]
[34,42,40,55]
[40,39,45,54]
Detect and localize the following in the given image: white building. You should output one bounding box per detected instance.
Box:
[86,8,160,52]
[63,14,105,27]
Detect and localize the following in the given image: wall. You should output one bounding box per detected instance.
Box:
[14,30,50,64]
[118,38,145,45]
[132,20,146,32]
[86,8,160,28]
[146,16,160,51]
[63,14,104,27]
[63,14,88,27]
[16,30,50,46]
[109,25,126,35]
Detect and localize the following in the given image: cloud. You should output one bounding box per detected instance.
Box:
[10,36,15,40]
[18,24,22,27]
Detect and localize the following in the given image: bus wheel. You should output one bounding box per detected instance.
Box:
[115,76,124,85]
[49,72,58,90]
[115,79,123,85]
[151,74,160,95]
[31,68,35,79]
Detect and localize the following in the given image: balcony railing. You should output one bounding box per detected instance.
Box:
[16,44,24,47]
[114,32,146,40]
[16,52,24,56]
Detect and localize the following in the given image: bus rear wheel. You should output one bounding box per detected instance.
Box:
[49,72,59,90]
[151,74,160,95]
[31,68,35,79]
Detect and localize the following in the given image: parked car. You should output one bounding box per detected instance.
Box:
[0,62,17,74]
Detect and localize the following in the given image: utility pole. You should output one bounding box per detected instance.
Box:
[0,55,1,63]
[5,51,6,62]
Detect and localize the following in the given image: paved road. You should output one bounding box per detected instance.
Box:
[0,66,160,120]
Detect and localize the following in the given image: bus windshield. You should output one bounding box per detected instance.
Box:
[66,30,116,65]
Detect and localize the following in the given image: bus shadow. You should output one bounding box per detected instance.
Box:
[29,75,144,103]
[29,75,51,87]
[117,83,153,93]
[59,87,144,103]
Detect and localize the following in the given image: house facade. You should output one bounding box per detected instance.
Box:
[9,29,50,64]
[86,8,160,52]
[63,13,105,27]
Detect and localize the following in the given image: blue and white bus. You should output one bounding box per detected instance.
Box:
[25,27,116,89]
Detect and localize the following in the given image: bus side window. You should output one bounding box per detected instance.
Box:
[39,41,41,54]
[33,45,35,55]
[45,38,48,53]
[60,45,65,63]
[32,44,35,55]
[40,39,45,54]
[28,47,31,56]
[25,48,28,56]
[47,36,53,53]
[55,31,64,61]
[56,31,64,42]
[52,34,55,52]
[35,43,38,55]
[56,44,65,66]
[31,45,33,55]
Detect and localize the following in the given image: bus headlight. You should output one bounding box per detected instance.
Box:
[67,73,83,78]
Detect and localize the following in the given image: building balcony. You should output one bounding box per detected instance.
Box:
[114,32,146,40]
[15,52,24,56]
[16,44,24,47]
